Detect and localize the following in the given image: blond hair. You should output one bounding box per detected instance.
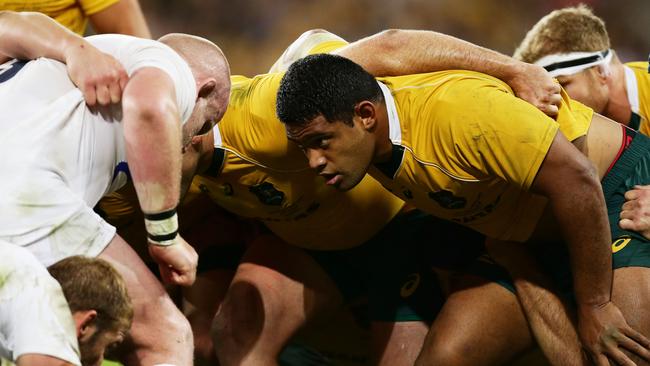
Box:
[514,4,610,63]
[48,256,133,332]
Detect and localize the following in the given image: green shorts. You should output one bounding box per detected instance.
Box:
[306,209,504,322]
[602,128,650,269]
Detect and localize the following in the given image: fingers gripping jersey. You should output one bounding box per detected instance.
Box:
[624,62,650,134]
[370,70,593,242]
[194,73,404,250]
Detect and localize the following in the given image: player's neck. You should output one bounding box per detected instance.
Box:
[603,62,632,125]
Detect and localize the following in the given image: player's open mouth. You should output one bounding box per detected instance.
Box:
[322,173,341,186]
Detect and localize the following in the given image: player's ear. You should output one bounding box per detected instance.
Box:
[356,101,377,131]
[197,79,216,99]
[74,310,98,340]
[595,64,611,84]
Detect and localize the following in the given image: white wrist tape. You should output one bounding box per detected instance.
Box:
[144,209,179,246]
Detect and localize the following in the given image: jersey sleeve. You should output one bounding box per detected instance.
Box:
[79,0,120,16]
[307,39,349,55]
[437,77,559,191]
[87,35,196,124]
[249,72,284,120]
[556,89,593,142]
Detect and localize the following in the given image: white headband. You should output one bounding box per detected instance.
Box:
[535,49,612,77]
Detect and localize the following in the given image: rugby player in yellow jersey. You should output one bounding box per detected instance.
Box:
[21,18,552,364]
[183,30,566,366]
[0,0,150,38]
[513,5,650,245]
[515,5,648,137]
[277,54,650,365]
[23,22,561,364]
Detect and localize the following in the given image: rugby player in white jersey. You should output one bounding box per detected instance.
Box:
[0,240,133,366]
[0,11,230,366]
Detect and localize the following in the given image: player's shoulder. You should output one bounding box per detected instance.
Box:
[0,241,48,280]
[625,61,649,71]
[85,34,175,56]
[380,70,511,112]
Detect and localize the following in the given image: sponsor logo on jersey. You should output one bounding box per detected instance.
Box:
[249,182,285,206]
[428,190,466,209]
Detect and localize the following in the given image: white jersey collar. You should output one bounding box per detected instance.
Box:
[624,65,640,114]
[377,81,402,144]
[212,124,223,147]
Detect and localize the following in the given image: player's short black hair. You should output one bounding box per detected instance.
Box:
[276,53,383,127]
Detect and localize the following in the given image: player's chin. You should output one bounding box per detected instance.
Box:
[336,174,361,192]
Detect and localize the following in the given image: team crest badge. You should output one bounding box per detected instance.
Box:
[428,190,466,209]
[249,182,285,206]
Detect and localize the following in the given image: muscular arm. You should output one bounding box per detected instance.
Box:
[486,239,587,366]
[531,131,647,365]
[0,11,80,63]
[0,11,127,105]
[336,29,561,116]
[89,0,151,38]
[122,67,199,286]
[122,67,181,213]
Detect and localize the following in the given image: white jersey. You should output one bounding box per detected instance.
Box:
[0,35,196,265]
[0,241,80,365]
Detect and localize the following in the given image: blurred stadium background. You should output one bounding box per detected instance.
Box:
[137,0,649,76]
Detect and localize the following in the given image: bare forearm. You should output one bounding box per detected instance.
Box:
[488,240,586,365]
[552,178,612,309]
[122,70,181,213]
[124,111,181,213]
[509,269,586,365]
[533,134,613,310]
[90,0,152,38]
[336,29,522,78]
[0,11,88,62]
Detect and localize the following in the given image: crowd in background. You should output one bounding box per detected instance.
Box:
[135,0,649,76]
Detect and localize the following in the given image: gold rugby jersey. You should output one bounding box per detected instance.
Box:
[0,0,119,34]
[194,72,405,250]
[370,70,593,242]
[624,61,650,134]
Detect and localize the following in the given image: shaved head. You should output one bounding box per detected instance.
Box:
[159,33,230,87]
[158,33,231,144]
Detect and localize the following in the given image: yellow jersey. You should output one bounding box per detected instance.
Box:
[0,0,119,35]
[624,61,650,135]
[98,33,402,250]
[370,70,593,242]
[194,72,405,250]
[308,39,349,55]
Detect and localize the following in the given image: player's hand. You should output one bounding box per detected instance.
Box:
[578,301,650,365]
[63,41,128,107]
[620,185,650,239]
[506,62,562,117]
[148,235,198,286]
